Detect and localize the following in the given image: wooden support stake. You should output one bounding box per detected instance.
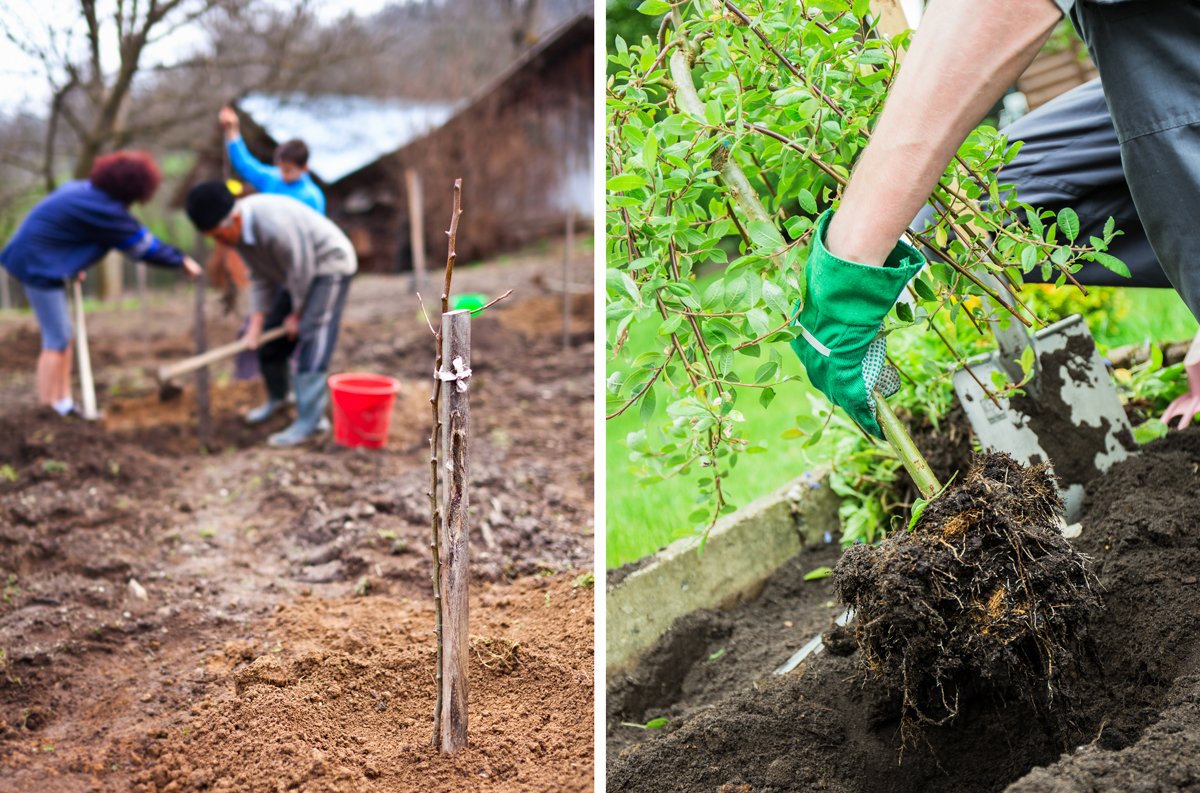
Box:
[193,275,212,451]
[137,262,148,350]
[562,206,573,350]
[430,179,464,750]
[437,308,471,752]
[100,250,123,302]
[406,169,427,293]
[0,271,11,311]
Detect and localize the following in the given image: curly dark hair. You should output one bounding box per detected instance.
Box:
[276,139,309,168]
[89,151,162,205]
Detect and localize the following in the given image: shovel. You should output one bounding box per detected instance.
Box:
[952,276,1135,522]
[72,280,100,421]
[156,325,286,400]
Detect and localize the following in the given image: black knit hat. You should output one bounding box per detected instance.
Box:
[185,181,236,231]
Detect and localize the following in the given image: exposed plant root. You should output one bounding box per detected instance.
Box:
[836,453,1100,745]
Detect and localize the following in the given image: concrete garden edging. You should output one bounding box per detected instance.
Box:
[606,470,842,677]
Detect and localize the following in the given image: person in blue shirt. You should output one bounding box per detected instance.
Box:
[0,150,202,417]
[218,106,325,214]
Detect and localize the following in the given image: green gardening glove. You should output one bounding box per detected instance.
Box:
[790,210,925,439]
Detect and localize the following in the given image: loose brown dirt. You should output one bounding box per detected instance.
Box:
[0,247,594,792]
[608,429,1200,792]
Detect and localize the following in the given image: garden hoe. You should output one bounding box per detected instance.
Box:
[156,326,286,401]
[952,276,1135,523]
[73,280,100,421]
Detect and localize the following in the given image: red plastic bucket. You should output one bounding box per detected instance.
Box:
[328,373,402,449]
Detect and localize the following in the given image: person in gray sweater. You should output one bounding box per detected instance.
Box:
[185,182,356,446]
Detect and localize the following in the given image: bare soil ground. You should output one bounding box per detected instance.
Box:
[0,246,595,792]
[608,430,1200,792]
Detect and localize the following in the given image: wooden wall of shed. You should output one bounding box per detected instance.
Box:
[327,26,592,273]
[1017,39,1098,111]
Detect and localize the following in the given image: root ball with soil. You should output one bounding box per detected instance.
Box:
[835,453,1100,737]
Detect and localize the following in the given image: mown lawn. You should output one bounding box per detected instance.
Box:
[605,286,1197,568]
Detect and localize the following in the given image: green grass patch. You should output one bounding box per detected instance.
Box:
[606,284,1196,569]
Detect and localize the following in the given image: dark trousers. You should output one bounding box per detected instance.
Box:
[259,275,352,401]
[1067,0,1200,317]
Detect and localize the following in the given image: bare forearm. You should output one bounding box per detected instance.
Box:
[825,0,1061,265]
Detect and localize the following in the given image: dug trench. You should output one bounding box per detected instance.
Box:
[0,255,595,791]
[608,428,1200,792]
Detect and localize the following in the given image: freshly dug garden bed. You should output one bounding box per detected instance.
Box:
[608,429,1200,792]
[0,254,595,791]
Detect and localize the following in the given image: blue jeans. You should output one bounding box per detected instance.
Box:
[23,281,71,351]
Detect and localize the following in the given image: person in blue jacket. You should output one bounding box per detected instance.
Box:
[218,106,325,213]
[0,151,202,417]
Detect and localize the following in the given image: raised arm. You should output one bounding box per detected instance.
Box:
[219,106,280,194]
[825,0,1062,266]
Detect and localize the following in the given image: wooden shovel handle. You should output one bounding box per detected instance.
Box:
[156,325,288,383]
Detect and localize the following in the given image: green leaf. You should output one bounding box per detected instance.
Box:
[605,269,640,303]
[724,273,750,309]
[636,0,671,15]
[747,220,786,253]
[796,187,817,215]
[1027,211,1044,237]
[1134,418,1169,445]
[754,361,779,383]
[607,173,646,192]
[659,313,684,336]
[762,279,790,318]
[911,277,936,302]
[803,566,833,581]
[713,344,734,377]
[1019,343,1035,377]
[639,384,657,425]
[1057,208,1080,242]
[746,308,772,338]
[895,301,914,323]
[759,387,776,409]
[1091,251,1131,279]
[907,497,929,532]
[642,132,658,173]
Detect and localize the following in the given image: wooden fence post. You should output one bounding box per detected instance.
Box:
[193,275,212,450]
[406,169,427,293]
[562,207,574,350]
[437,307,471,752]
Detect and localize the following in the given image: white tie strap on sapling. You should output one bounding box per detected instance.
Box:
[436,356,472,393]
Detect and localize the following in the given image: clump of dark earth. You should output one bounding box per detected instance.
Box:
[837,453,1099,738]
[608,430,1200,792]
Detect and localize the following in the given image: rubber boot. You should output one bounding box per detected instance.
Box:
[268,371,330,447]
[245,357,291,425]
